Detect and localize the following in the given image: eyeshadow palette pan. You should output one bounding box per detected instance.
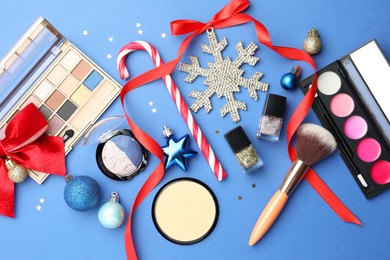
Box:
[0,17,121,184]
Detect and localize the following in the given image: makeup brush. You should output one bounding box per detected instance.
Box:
[248,123,337,246]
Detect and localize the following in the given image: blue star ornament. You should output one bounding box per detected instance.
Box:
[162,133,198,171]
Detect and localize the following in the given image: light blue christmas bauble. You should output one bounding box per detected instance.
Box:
[98,192,125,229]
[64,175,100,212]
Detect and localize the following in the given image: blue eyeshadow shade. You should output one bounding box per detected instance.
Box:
[83,70,103,90]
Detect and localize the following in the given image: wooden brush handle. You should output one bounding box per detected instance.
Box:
[248,190,288,246]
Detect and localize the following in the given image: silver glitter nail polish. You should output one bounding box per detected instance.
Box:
[257,94,287,142]
[224,126,263,174]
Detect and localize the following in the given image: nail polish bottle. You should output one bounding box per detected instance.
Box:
[257,93,287,142]
[224,126,263,174]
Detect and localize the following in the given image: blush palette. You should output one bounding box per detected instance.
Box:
[0,17,121,184]
[300,40,390,198]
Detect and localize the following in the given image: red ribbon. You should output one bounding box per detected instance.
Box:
[0,103,66,218]
[121,0,361,258]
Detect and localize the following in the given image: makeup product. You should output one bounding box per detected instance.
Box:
[225,126,263,173]
[300,40,390,198]
[152,178,219,245]
[83,117,148,181]
[0,17,121,184]
[280,66,301,90]
[257,93,287,141]
[249,123,337,246]
[96,129,147,181]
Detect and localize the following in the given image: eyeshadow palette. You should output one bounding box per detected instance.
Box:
[300,40,390,198]
[0,17,121,184]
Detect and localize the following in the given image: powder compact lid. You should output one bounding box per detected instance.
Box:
[83,116,124,145]
[224,126,251,153]
[263,93,287,118]
[152,178,219,245]
[83,116,148,181]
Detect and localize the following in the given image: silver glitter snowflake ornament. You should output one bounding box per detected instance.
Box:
[179,29,269,123]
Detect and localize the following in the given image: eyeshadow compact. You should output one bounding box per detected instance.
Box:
[83,116,148,181]
[0,17,121,183]
[152,178,219,245]
[300,40,390,198]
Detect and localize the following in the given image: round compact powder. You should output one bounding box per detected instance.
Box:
[357,138,381,162]
[330,93,355,117]
[370,160,390,185]
[96,129,147,181]
[344,116,368,140]
[152,178,219,245]
[318,71,342,95]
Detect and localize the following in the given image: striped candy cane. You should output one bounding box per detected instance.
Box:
[117,41,227,181]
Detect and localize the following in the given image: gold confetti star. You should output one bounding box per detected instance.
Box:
[237,195,243,200]
[215,130,220,134]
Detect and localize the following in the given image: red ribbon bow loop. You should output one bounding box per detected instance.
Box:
[0,103,66,218]
[171,0,249,35]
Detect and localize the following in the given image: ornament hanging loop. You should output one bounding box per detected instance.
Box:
[109,192,120,203]
[206,27,214,35]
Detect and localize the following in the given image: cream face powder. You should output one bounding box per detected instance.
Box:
[152,178,219,245]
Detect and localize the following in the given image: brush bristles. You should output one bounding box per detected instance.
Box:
[296,123,337,166]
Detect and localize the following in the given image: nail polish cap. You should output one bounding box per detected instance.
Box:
[263,93,287,118]
[224,126,251,153]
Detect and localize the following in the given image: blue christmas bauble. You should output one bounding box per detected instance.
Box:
[280,66,302,90]
[64,175,100,211]
[98,201,125,228]
[98,192,125,228]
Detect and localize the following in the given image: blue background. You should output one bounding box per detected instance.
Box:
[1,0,390,259]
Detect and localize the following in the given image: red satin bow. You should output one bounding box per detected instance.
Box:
[121,0,360,259]
[170,0,249,34]
[0,103,66,218]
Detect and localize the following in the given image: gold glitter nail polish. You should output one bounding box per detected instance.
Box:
[257,94,286,142]
[224,126,263,174]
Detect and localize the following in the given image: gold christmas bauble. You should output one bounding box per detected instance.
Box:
[304,28,322,55]
[5,158,28,183]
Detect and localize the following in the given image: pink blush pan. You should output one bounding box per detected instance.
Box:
[344,116,368,140]
[357,138,381,162]
[330,93,355,117]
[370,161,390,184]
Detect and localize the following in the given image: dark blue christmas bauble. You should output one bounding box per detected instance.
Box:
[280,66,302,90]
[64,175,100,211]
